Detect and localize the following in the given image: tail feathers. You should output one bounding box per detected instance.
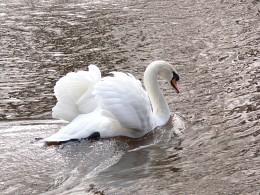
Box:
[54,70,97,102]
[44,132,73,143]
[52,65,101,121]
[45,113,101,142]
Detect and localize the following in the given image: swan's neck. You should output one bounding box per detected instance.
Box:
[144,64,170,126]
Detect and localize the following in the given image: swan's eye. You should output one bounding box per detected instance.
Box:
[172,71,179,81]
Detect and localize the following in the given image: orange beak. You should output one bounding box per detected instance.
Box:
[171,78,179,93]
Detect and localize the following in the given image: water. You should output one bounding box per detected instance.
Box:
[0,0,259,194]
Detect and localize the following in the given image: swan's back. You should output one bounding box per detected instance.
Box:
[95,72,155,132]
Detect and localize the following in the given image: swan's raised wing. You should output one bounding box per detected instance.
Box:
[94,72,155,132]
[52,65,101,122]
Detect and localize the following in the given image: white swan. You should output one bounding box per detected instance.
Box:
[44,60,180,143]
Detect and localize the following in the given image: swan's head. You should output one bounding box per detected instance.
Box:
[155,61,180,93]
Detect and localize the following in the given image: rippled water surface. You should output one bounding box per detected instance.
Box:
[0,0,259,194]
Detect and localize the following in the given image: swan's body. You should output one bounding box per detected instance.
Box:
[44,60,179,143]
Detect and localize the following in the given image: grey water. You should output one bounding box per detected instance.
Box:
[0,0,259,194]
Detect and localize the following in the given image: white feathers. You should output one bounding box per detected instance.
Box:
[95,72,154,132]
[52,65,101,122]
[45,61,176,142]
